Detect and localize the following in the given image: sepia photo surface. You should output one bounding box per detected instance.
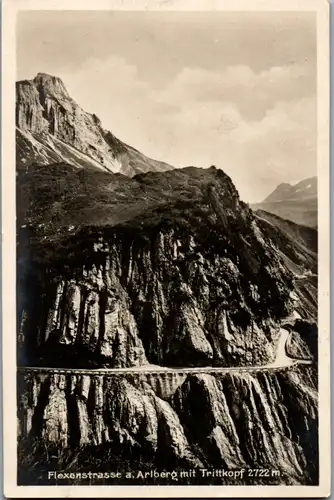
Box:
[2,0,330,497]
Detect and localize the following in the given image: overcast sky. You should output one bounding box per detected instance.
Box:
[17,11,316,202]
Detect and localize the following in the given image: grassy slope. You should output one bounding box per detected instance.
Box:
[17,164,317,271]
[17,164,238,234]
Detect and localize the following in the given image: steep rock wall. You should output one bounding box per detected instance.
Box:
[18,366,318,485]
[16,76,122,172]
[18,221,295,368]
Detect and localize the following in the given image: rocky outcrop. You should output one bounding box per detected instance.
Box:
[17,366,318,485]
[18,225,293,368]
[286,320,317,363]
[16,73,173,175]
[173,369,317,482]
[16,80,47,133]
[17,165,317,368]
[18,262,148,368]
[18,371,201,467]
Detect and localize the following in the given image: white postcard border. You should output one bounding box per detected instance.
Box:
[2,0,330,497]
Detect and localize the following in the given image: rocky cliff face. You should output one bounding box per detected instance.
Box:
[18,366,317,485]
[16,166,316,368]
[16,73,173,175]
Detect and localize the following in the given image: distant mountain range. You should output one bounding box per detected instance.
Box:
[16,73,173,176]
[251,177,317,228]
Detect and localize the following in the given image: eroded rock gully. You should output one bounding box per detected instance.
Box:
[18,366,318,485]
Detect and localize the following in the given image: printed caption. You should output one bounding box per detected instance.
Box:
[48,468,281,482]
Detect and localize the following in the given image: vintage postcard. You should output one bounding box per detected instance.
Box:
[2,0,330,497]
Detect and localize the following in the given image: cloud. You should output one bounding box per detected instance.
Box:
[226,97,316,200]
[59,55,316,202]
[159,62,315,119]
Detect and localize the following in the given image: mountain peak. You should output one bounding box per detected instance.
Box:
[33,72,69,97]
[263,177,317,205]
[251,176,317,227]
[262,183,293,204]
[16,72,174,176]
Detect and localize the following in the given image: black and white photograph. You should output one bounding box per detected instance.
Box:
[2,0,330,497]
